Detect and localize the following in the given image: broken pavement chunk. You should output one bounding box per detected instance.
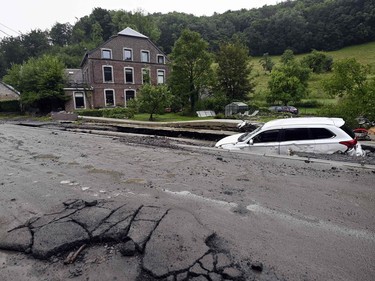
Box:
[0,227,32,252]
[143,209,213,277]
[32,221,90,259]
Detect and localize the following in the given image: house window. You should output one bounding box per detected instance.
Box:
[124,67,134,83]
[157,69,165,84]
[102,49,112,59]
[125,90,136,107]
[141,50,150,62]
[124,48,133,61]
[103,66,113,82]
[104,89,115,106]
[157,55,165,64]
[74,92,85,109]
[142,68,150,84]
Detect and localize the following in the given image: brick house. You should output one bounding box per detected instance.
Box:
[64,27,169,111]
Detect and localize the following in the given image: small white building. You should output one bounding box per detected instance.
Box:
[225,102,249,116]
[0,81,20,101]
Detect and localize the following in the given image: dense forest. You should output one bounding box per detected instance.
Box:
[0,0,374,78]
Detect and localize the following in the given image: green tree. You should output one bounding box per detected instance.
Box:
[22,29,51,58]
[138,84,172,121]
[91,22,104,45]
[280,49,295,65]
[155,12,191,54]
[323,58,369,97]
[0,37,26,77]
[320,58,374,125]
[90,8,114,41]
[168,29,214,113]
[259,53,275,73]
[130,9,161,42]
[216,41,254,102]
[267,59,310,105]
[49,23,72,46]
[3,55,68,113]
[301,50,333,73]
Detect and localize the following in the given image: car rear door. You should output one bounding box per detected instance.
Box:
[279,128,315,155]
[310,127,339,153]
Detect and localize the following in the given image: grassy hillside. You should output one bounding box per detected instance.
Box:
[251,41,375,106]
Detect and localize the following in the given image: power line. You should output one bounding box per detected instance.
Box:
[0,22,22,35]
[0,28,12,37]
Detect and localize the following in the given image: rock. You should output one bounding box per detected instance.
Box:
[119,240,136,256]
[84,200,98,206]
[251,261,263,272]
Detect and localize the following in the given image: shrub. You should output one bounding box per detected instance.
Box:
[102,107,135,119]
[0,100,20,112]
[293,100,323,108]
[301,50,333,73]
[75,109,103,117]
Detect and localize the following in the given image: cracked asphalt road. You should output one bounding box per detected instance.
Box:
[0,123,374,281]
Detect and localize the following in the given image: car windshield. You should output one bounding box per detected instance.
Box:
[237,126,262,142]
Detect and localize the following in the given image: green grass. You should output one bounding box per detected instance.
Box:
[251,41,375,101]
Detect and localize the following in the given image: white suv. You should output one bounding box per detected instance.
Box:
[215,117,363,155]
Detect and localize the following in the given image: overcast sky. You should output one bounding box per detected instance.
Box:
[0,0,283,39]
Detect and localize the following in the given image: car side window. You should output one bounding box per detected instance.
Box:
[283,128,310,141]
[310,128,335,139]
[252,130,279,143]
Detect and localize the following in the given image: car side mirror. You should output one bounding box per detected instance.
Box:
[249,139,254,145]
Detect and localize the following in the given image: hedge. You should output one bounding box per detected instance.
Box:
[0,100,20,112]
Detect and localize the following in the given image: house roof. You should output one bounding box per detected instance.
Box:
[0,81,20,100]
[65,69,83,83]
[118,27,148,38]
[0,81,20,95]
[80,27,166,67]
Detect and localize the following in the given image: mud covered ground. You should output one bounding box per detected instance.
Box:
[0,123,374,281]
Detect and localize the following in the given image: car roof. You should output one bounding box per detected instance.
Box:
[262,117,345,130]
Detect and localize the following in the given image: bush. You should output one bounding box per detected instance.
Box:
[293,100,323,108]
[0,100,21,112]
[301,50,333,73]
[75,109,103,117]
[199,92,228,114]
[76,107,136,119]
[214,113,225,119]
[102,107,135,119]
